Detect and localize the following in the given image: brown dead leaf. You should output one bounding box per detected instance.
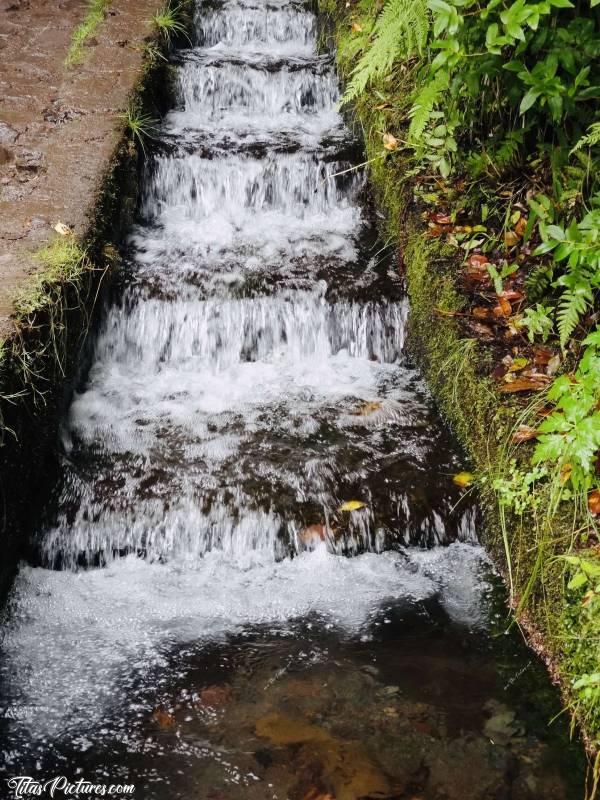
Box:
[493,296,512,318]
[472,306,491,320]
[499,289,524,303]
[499,378,548,393]
[383,132,398,151]
[468,253,489,267]
[432,212,451,225]
[515,217,528,237]
[465,320,495,340]
[504,230,520,248]
[588,490,600,517]
[152,708,175,729]
[511,425,539,444]
[299,524,327,547]
[427,223,446,237]
[533,346,554,366]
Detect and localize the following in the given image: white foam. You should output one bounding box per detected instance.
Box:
[0,544,491,745]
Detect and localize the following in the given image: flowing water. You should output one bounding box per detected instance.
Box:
[0,1,585,798]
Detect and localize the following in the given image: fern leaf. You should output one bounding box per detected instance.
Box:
[556,271,594,347]
[570,122,600,155]
[342,0,429,104]
[408,69,449,143]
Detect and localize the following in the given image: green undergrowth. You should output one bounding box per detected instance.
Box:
[65,0,112,68]
[318,0,600,783]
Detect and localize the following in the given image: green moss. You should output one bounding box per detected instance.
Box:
[65,0,111,68]
[13,238,89,319]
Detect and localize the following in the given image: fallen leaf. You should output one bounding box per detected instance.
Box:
[453,471,474,489]
[354,401,382,416]
[511,425,538,444]
[560,463,573,484]
[499,289,524,302]
[499,378,548,393]
[351,21,363,31]
[465,320,495,340]
[339,500,366,512]
[547,354,561,376]
[299,523,327,547]
[533,346,554,366]
[54,222,72,236]
[472,306,491,320]
[383,132,398,151]
[468,253,489,267]
[152,708,175,729]
[432,212,451,225]
[504,230,520,248]
[515,217,528,237]
[508,357,529,372]
[493,296,512,318]
[588,490,600,516]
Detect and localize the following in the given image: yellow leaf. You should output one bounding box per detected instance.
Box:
[382,132,398,151]
[354,401,382,416]
[452,471,474,489]
[54,222,73,236]
[339,500,366,512]
[351,21,363,31]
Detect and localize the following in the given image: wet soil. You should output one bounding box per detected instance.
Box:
[0,0,159,334]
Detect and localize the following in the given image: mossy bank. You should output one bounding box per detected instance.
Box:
[317,0,600,777]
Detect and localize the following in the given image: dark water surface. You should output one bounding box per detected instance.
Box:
[0,0,584,797]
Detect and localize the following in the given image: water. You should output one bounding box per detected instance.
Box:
[0,0,584,797]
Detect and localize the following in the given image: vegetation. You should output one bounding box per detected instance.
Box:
[65,0,111,67]
[320,0,600,776]
[118,104,159,154]
[152,2,190,45]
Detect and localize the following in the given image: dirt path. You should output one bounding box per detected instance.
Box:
[0,0,159,337]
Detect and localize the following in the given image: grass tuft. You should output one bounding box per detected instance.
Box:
[152,3,190,46]
[65,0,112,68]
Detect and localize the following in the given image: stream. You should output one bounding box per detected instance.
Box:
[0,0,585,797]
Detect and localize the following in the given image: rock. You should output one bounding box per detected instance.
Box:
[15,149,45,172]
[0,122,18,144]
[299,524,327,549]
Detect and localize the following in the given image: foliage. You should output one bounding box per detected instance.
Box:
[152,3,190,46]
[65,0,111,67]
[118,105,159,154]
[342,0,429,102]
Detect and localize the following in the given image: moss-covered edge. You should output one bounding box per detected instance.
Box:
[0,8,193,601]
[317,0,598,767]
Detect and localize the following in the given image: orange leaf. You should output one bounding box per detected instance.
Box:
[499,378,547,393]
[515,217,527,237]
[588,489,600,516]
[493,296,512,317]
[511,425,539,444]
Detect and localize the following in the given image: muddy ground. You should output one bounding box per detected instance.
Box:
[0,0,159,336]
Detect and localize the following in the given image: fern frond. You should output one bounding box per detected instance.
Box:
[407,69,448,143]
[556,270,594,347]
[342,0,429,104]
[570,122,600,155]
